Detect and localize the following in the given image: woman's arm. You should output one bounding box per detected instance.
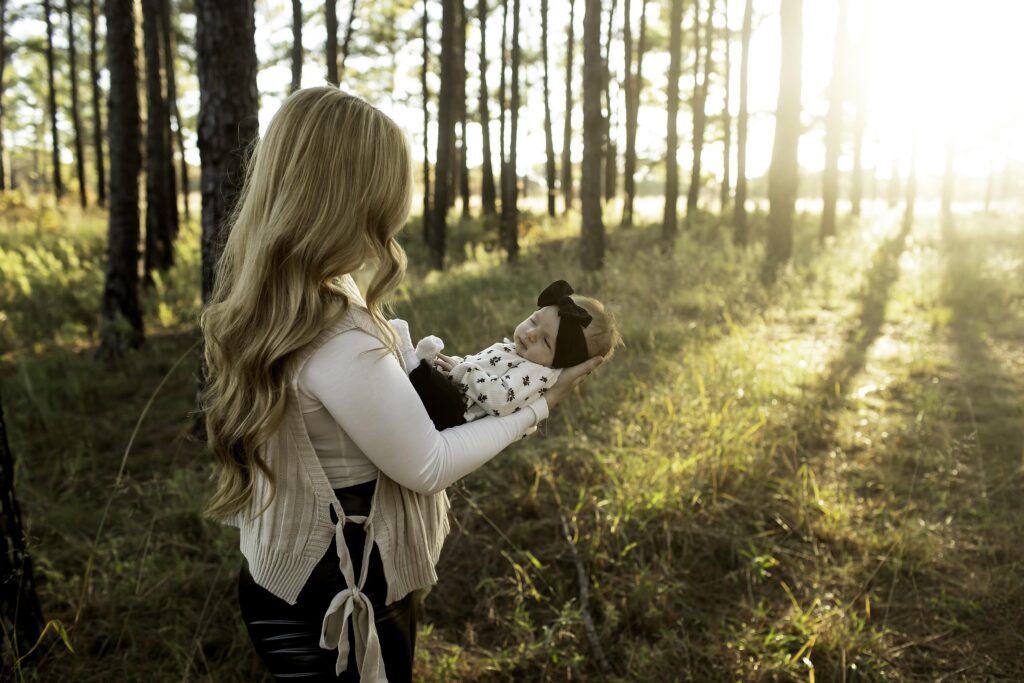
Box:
[300,329,549,496]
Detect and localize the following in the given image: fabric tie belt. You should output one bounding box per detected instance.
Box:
[318,508,388,682]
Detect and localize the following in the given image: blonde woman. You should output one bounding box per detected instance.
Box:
[200,87,603,682]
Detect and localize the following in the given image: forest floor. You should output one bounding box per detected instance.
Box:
[1,197,1022,681]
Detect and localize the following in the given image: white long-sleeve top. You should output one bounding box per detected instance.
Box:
[440,339,563,423]
[296,328,549,493]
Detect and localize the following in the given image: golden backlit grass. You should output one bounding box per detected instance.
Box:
[2,194,1023,681]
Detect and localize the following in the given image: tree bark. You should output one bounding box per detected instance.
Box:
[421,0,431,241]
[602,0,617,203]
[325,0,338,85]
[561,0,575,213]
[88,0,106,207]
[720,0,731,212]
[661,0,683,243]
[458,2,470,219]
[66,1,88,207]
[820,0,847,241]
[621,0,647,228]
[478,0,497,215]
[732,0,752,244]
[162,0,188,222]
[502,0,521,263]
[291,0,302,93]
[98,0,145,358]
[686,0,714,221]
[541,0,556,217]
[849,0,870,217]
[0,0,8,190]
[581,0,605,269]
[430,0,456,270]
[339,0,357,80]
[43,0,64,199]
[765,0,802,272]
[142,0,177,282]
[0,392,46,667]
[196,0,259,303]
[498,0,508,213]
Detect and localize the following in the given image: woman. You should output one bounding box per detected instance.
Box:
[200,87,603,682]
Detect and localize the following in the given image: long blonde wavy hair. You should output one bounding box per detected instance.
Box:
[199,87,412,524]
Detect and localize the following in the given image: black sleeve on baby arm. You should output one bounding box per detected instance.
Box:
[408,359,469,430]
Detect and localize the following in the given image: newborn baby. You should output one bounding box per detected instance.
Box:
[390,280,620,430]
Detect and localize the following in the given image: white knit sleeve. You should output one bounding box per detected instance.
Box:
[300,329,549,495]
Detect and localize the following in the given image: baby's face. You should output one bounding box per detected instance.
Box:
[513,305,560,366]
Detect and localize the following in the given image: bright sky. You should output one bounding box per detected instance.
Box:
[11,0,1024,191]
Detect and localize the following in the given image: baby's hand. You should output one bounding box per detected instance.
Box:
[434,352,456,373]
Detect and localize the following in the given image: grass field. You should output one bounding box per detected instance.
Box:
[2,193,1023,681]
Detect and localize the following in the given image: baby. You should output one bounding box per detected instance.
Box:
[390,280,622,430]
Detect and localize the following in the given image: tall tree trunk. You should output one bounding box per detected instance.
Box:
[498,0,508,213]
[43,0,64,199]
[765,0,802,272]
[339,0,357,80]
[421,0,431,241]
[66,0,88,207]
[162,0,188,223]
[541,0,556,217]
[901,132,917,234]
[940,133,955,238]
[732,0,752,244]
[291,0,302,92]
[458,2,470,219]
[619,0,633,225]
[0,0,8,190]
[196,0,259,303]
[502,0,521,263]
[561,0,576,213]
[0,392,46,666]
[98,0,144,358]
[325,0,338,85]
[602,0,617,203]
[582,0,605,268]
[820,0,847,241]
[88,0,106,207]
[661,0,683,243]
[430,0,456,270]
[447,0,462,211]
[478,0,496,215]
[142,0,176,283]
[849,0,870,217]
[621,0,647,228]
[719,0,731,212]
[686,0,714,221]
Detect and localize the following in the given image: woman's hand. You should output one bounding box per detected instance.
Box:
[544,356,605,409]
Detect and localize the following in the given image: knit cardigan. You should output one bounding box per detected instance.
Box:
[218,303,451,608]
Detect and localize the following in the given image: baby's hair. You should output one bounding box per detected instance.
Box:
[571,295,624,363]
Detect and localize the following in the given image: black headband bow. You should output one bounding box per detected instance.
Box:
[537,280,592,368]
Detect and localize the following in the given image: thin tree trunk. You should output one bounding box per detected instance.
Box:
[561,0,575,213]
[66,0,88,207]
[765,0,802,272]
[542,0,556,217]
[339,0,357,80]
[0,391,46,666]
[849,0,870,217]
[732,0,752,244]
[142,0,176,282]
[421,0,430,241]
[619,0,633,225]
[196,0,259,303]
[661,0,683,243]
[478,0,496,215]
[621,0,646,228]
[498,0,508,212]
[820,0,847,241]
[430,0,456,270]
[720,0,731,212]
[162,0,188,223]
[582,0,605,268]
[602,0,617,203]
[43,0,64,199]
[291,0,302,92]
[326,0,338,85]
[686,0,714,221]
[502,0,521,263]
[88,0,106,206]
[901,132,917,234]
[447,0,462,211]
[941,133,955,238]
[0,0,9,190]
[458,2,470,219]
[98,0,144,358]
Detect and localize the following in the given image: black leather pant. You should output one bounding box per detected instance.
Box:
[237,479,417,681]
